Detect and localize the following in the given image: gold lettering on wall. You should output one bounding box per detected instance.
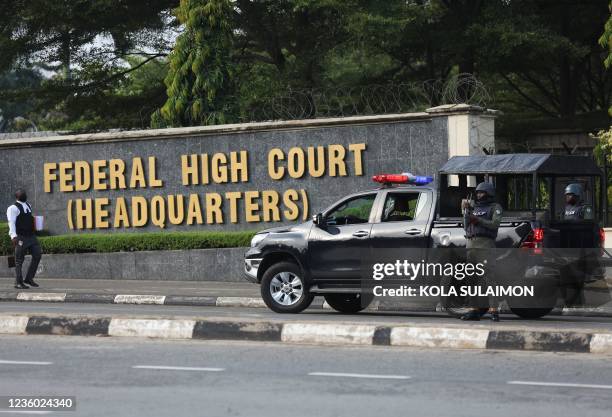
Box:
[44,163,57,193]
[43,143,365,230]
[109,159,126,190]
[74,161,91,191]
[59,162,74,192]
[268,148,285,180]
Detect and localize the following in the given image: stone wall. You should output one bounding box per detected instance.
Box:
[0,105,496,236]
[0,247,247,281]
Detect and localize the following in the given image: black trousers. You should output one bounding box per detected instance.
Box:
[14,235,42,285]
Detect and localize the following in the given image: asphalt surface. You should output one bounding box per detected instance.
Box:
[0,335,611,417]
[2,302,612,333]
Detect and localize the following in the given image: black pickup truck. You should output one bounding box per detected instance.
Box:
[244,154,607,318]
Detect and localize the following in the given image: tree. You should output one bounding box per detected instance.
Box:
[0,0,177,131]
[600,1,612,70]
[155,0,236,127]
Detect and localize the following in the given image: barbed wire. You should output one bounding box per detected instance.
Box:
[241,73,491,122]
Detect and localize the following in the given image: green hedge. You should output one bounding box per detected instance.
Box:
[0,223,11,256]
[0,223,256,256]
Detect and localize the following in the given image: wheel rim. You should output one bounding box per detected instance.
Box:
[270,272,303,306]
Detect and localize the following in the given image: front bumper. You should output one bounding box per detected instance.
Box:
[244,258,262,283]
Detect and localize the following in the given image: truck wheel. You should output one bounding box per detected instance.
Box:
[510,307,553,319]
[260,261,313,313]
[324,293,373,314]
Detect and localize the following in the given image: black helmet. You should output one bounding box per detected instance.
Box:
[475,182,495,197]
[564,183,582,199]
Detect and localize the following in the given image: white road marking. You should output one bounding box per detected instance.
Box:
[308,372,410,380]
[0,360,52,366]
[132,365,224,372]
[508,381,612,390]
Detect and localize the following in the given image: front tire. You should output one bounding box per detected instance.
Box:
[324,293,373,314]
[260,261,313,313]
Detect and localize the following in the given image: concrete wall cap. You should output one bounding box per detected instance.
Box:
[426,103,501,116]
[0,112,433,149]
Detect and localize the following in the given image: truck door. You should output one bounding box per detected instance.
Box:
[308,192,379,281]
[369,189,433,251]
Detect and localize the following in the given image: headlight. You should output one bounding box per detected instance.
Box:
[251,233,269,247]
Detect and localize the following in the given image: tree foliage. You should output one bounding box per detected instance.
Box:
[0,0,610,133]
[154,0,235,127]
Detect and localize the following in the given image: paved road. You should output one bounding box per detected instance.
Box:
[0,335,611,417]
[2,302,612,333]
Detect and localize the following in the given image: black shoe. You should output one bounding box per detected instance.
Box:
[460,310,481,321]
[24,280,39,288]
[14,283,29,289]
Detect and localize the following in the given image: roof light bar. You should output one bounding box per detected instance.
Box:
[372,172,433,186]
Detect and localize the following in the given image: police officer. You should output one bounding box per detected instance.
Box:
[6,189,41,289]
[460,182,502,321]
[562,183,593,221]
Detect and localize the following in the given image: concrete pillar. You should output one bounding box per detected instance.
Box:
[427,104,500,185]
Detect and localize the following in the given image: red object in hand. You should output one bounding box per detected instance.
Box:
[469,215,479,225]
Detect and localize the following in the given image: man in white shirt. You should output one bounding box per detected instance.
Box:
[6,189,41,289]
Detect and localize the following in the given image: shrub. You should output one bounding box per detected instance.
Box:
[0,226,256,256]
[0,223,11,256]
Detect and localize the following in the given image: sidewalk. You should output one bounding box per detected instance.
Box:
[0,278,259,298]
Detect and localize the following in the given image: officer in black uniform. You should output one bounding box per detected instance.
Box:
[6,189,41,289]
[460,182,503,321]
[560,183,594,306]
[562,183,593,221]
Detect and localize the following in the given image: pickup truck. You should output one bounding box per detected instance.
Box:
[244,154,608,318]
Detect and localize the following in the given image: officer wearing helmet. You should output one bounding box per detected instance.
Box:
[562,183,593,221]
[460,181,503,321]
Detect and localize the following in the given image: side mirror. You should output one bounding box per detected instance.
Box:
[312,213,324,227]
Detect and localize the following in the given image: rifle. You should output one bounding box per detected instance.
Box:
[462,193,474,238]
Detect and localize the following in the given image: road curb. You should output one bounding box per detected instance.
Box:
[2,290,611,318]
[1,313,611,355]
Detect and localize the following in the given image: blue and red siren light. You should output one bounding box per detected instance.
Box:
[372,172,433,186]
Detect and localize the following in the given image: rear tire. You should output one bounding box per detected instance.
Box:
[260,261,313,313]
[323,293,373,314]
[510,307,553,319]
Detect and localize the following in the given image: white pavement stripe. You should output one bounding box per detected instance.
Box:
[390,327,489,349]
[589,333,612,354]
[16,293,66,302]
[133,365,224,372]
[215,297,266,308]
[108,318,196,339]
[0,360,52,365]
[282,323,376,345]
[0,316,29,334]
[309,372,410,380]
[113,294,166,305]
[508,381,612,390]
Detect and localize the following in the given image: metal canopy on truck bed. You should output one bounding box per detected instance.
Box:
[439,154,602,176]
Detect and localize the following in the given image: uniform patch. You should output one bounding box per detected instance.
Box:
[495,209,501,215]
